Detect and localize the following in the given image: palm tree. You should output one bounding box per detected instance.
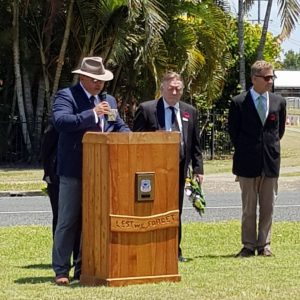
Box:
[256,0,274,59]
[244,0,300,60]
[51,0,75,101]
[149,0,231,104]
[69,0,168,122]
[238,0,246,91]
[12,0,32,157]
[236,0,300,93]
[2,0,233,161]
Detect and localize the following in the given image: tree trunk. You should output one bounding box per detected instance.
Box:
[51,0,75,104]
[256,0,273,60]
[39,44,51,116]
[22,66,34,132]
[238,0,246,91]
[72,35,92,85]
[12,0,32,157]
[33,76,46,161]
[6,86,17,141]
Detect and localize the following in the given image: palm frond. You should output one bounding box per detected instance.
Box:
[278,0,300,40]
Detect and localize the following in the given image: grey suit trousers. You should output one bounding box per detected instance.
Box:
[238,175,278,251]
[52,176,82,276]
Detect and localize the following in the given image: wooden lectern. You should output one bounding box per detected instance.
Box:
[80,132,181,287]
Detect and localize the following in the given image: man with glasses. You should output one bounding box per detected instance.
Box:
[133,72,204,263]
[52,57,130,285]
[228,60,286,258]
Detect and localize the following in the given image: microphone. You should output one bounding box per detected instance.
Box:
[99,92,107,101]
[98,92,107,132]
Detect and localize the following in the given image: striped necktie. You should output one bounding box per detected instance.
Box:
[168,106,185,160]
[168,106,180,131]
[89,95,96,106]
[257,95,266,123]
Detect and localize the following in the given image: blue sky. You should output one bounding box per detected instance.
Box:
[229,0,300,55]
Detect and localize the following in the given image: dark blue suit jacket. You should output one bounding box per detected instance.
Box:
[228,91,286,178]
[52,83,130,178]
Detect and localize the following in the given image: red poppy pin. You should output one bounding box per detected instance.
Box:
[183,112,190,119]
[268,114,276,121]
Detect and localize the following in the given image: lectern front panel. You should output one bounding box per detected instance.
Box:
[81,132,181,286]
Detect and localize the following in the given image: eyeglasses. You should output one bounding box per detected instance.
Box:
[255,75,276,81]
[84,76,102,83]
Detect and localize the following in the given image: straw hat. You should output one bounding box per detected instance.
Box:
[72,57,113,81]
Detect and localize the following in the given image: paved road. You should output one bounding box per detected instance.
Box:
[1,127,300,227]
[1,175,300,226]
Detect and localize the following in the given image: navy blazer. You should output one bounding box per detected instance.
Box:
[228,91,286,178]
[52,83,130,178]
[133,97,203,176]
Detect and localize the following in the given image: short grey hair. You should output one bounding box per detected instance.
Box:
[160,72,184,90]
[251,60,273,77]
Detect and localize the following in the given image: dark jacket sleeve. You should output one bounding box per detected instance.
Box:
[228,96,241,148]
[41,122,59,184]
[191,108,203,175]
[133,104,147,131]
[279,96,286,139]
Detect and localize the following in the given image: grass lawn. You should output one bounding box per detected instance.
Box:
[0,169,46,192]
[192,126,300,174]
[1,221,300,300]
[0,128,299,299]
[280,127,300,168]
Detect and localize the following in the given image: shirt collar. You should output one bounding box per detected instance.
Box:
[250,87,268,101]
[80,82,99,101]
[162,98,180,110]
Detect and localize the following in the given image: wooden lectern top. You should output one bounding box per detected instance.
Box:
[82,131,180,145]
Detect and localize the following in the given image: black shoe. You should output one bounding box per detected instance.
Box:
[257,248,273,257]
[235,247,255,258]
[73,259,81,281]
[178,255,188,262]
[73,268,81,281]
[73,274,80,281]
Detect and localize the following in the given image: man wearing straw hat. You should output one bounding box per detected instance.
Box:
[52,57,130,285]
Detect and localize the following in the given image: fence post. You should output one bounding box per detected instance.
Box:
[210,113,215,160]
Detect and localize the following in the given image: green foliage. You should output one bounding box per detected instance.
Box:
[214,20,281,111]
[114,0,232,106]
[199,19,282,159]
[185,167,206,216]
[0,0,285,163]
[282,49,300,70]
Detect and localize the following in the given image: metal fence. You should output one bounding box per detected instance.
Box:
[0,121,31,165]
[0,113,233,165]
[286,97,300,109]
[199,112,233,160]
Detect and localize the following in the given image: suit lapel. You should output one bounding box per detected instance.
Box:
[70,83,95,113]
[179,103,189,145]
[268,93,275,114]
[156,97,165,130]
[247,91,263,124]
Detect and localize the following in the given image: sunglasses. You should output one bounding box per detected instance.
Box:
[255,75,276,81]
